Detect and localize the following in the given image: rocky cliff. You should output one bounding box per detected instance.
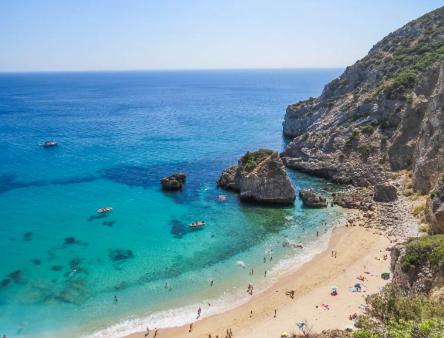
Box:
[217,149,296,204]
[282,6,444,232]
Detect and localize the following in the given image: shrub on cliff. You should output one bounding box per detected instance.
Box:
[353,284,444,337]
[400,235,444,273]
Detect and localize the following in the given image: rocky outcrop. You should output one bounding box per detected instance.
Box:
[374,183,398,202]
[217,149,295,204]
[282,7,444,197]
[391,236,444,300]
[160,173,186,191]
[332,188,374,211]
[299,188,327,208]
[426,178,444,234]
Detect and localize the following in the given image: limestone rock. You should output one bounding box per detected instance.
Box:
[426,179,444,234]
[374,183,398,202]
[281,7,444,195]
[218,149,295,204]
[160,173,186,191]
[299,188,327,208]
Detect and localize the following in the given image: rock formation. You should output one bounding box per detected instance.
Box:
[299,188,327,208]
[426,178,444,234]
[160,173,186,191]
[373,183,398,202]
[217,149,295,204]
[282,7,444,231]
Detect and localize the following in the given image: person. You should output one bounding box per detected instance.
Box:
[274,309,277,318]
[264,270,267,277]
[114,295,118,303]
[250,310,253,318]
[197,307,202,319]
[334,251,337,258]
[331,250,334,257]
[189,323,193,332]
[144,327,150,337]
[210,280,214,286]
[264,256,266,263]
[270,256,272,262]
[153,328,158,338]
[317,231,319,237]
[250,268,254,275]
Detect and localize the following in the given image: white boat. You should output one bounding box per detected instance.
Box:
[188,220,205,228]
[40,140,58,147]
[97,207,113,214]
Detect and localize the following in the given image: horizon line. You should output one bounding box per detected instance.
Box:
[0,66,346,75]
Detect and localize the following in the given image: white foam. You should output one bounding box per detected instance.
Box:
[84,216,347,338]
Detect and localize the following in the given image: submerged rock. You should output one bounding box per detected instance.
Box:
[0,278,11,288]
[64,237,79,245]
[23,232,33,242]
[299,188,327,208]
[160,173,186,191]
[9,270,23,283]
[374,183,398,202]
[108,248,134,262]
[218,149,295,204]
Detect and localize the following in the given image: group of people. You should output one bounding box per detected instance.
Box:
[207,327,233,338]
[144,327,158,337]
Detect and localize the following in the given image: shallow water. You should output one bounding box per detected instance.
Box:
[0,69,343,337]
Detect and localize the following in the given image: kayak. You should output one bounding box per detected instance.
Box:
[97,207,113,214]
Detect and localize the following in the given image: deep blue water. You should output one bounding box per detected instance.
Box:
[0,69,343,337]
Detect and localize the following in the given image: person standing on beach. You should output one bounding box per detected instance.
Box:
[264,270,267,277]
[250,310,253,318]
[144,327,150,337]
[264,256,266,263]
[210,280,213,286]
[274,309,277,318]
[189,323,193,332]
[154,328,158,338]
[317,231,319,237]
[197,307,202,319]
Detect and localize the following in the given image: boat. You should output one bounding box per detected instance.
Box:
[39,140,58,147]
[97,207,113,214]
[188,220,205,228]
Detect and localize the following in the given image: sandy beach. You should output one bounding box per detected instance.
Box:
[128,222,392,338]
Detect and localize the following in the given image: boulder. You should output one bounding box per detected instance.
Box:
[160,173,186,191]
[218,149,295,204]
[299,188,327,208]
[374,183,398,202]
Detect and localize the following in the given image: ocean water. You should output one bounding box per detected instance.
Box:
[0,69,344,337]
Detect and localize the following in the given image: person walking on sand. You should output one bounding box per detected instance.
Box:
[274,309,277,318]
[144,327,150,337]
[335,251,337,258]
[250,310,253,318]
[189,323,193,332]
[153,328,158,338]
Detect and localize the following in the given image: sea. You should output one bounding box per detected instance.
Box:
[0,69,344,337]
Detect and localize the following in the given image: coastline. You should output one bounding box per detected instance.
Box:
[126,213,392,338]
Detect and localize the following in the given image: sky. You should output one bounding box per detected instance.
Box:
[0,0,442,72]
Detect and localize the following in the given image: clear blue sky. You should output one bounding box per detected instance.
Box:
[0,0,442,72]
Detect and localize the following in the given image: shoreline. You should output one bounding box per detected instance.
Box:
[126,213,392,338]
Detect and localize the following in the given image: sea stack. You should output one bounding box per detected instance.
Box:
[160,173,186,191]
[217,149,295,204]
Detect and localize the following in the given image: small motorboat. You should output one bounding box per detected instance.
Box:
[40,140,58,148]
[188,220,205,228]
[97,207,113,214]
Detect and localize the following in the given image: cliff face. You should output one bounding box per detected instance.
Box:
[282,7,444,196]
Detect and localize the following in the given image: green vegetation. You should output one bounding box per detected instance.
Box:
[412,204,425,217]
[241,149,273,172]
[361,124,375,135]
[401,235,444,273]
[353,284,444,337]
[358,144,372,159]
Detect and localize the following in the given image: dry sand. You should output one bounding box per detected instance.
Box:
[128,224,391,338]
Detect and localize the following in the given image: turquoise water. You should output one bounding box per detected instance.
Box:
[0,69,344,337]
